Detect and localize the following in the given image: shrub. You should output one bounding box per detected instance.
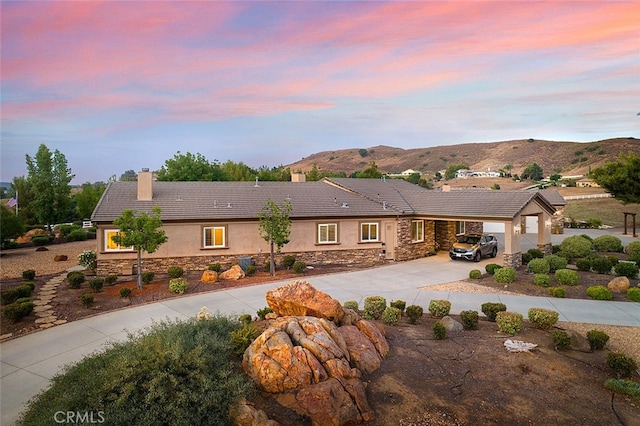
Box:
[606,352,639,379]
[604,379,640,399]
[31,235,50,246]
[77,250,96,269]
[552,244,561,254]
[544,254,568,272]
[382,307,402,325]
[238,314,252,325]
[548,287,565,298]
[626,241,640,258]
[256,307,273,320]
[521,252,532,265]
[67,272,85,289]
[528,307,559,330]
[555,269,579,286]
[528,258,550,274]
[428,299,451,318]
[282,255,296,269]
[104,274,118,285]
[292,260,306,274]
[1,288,20,304]
[586,285,613,300]
[533,273,551,287]
[591,257,612,274]
[88,278,104,293]
[460,310,479,330]
[22,269,36,281]
[80,294,94,308]
[527,248,544,259]
[494,267,516,284]
[433,322,447,340]
[245,265,257,276]
[587,329,609,350]
[142,271,155,284]
[405,305,424,324]
[496,311,523,335]
[24,281,36,290]
[607,255,620,267]
[263,261,270,272]
[551,330,571,350]
[364,296,387,320]
[559,235,593,259]
[169,278,188,294]
[485,264,502,275]
[390,300,406,312]
[343,301,359,312]
[15,297,31,304]
[119,287,132,298]
[67,229,87,242]
[230,324,260,356]
[593,235,623,252]
[579,233,594,242]
[208,263,221,272]
[3,301,34,322]
[575,258,592,272]
[13,284,33,298]
[481,302,507,322]
[469,269,482,279]
[168,266,184,279]
[614,261,639,279]
[627,287,640,302]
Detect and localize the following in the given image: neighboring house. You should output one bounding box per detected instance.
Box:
[455,168,501,178]
[91,171,556,275]
[386,169,421,178]
[576,177,600,188]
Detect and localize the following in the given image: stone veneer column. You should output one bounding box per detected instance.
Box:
[537,243,552,256]
[503,252,522,268]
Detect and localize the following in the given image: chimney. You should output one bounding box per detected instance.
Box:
[137,168,153,200]
[291,172,306,183]
[442,184,451,192]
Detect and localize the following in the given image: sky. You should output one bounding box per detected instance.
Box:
[1,1,639,185]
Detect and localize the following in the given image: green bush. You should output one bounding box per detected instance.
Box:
[559,235,593,259]
[238,314,252,325]
[364,296,387,320]
[469,269,482,279]
[245,265,257,276]
[544,254,568,272]
[552,244,561,254]
[614,261,639,279]
[527,248,544,259]
[24,281,35,291]
[104,274,118,285]
[593,235,623,252]
[15,297,31,304]
[208,263,222,272]
[591,257,612,274]
[521,252,533,265]
[428,299,451,318]
[405,305,424,324]
[343,301,359,312]
[481,302,507,322]
[555,269,579,286]
[533,274,551,287]
[167,266,185,279]
[606,352,639,379]
[587,329,609,350]
[256,307,273,320]
[433,322,447,340]
[575,258,592,272]
[80,294,94,308]
[382,307,402,325]
[292,261,306,274]
[551,330,571,350]
[528,258,550,274]
[527,307,559,330]
[282,255,296,269]
[17,317,253,426]
[119,287,132,298]
[607,256,620,267]
[3,301,34,322]
[67,272,85,289]
[494,267,517,284]
[460,310,479,330]
[579,233,594,242]
[390,300,406,312]
[262,261,270,272]
[88,278,104,293]
[548,287,565,298]
[67,229,87,242]
[496,311,523,335]
[230,324,260,356]
[627,288,640,302]
[604,379,640,399]
[485,264,502,275]
[169,278,188,294]
[22,269,36,281]
[626,241,640,258]
[142,271,155,284]
[586,285,613,300]
[31,235,50,246]
[1,288,19,305]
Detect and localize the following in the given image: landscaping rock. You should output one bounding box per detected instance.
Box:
[266,280,344,324]
[200,270,218,283]
[566,330,592,353]
[219,265,245,280]
[229,397,279,426]
[338,325,381,374]
[607,276,630,293]
[35,246,49,251]
[54,255,68,262]
[440,315,464,332]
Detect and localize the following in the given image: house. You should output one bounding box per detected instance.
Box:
[91,170,556,275]
[576,177,600,188]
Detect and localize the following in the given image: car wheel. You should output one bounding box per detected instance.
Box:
[474,252,481,262]
[491,247,497,258]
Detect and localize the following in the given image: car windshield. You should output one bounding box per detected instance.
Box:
[458,236,480,244]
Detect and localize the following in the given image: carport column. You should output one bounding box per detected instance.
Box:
[537,212,553,255]
[502,217,522,268]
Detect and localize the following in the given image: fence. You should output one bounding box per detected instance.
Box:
[563,193,613,201]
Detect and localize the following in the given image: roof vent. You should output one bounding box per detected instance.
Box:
[227,202,232,208]
[383,201,387,210]
[214,200,217,208]
[341,202,349,208]
[254,177,260,187]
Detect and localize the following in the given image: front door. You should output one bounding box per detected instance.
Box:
[384,223,395,260]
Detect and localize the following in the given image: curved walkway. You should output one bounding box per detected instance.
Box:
[2,230,640,425]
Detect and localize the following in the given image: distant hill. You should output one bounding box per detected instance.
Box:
[287,137,639,178]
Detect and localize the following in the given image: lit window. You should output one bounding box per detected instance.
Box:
[360,222,379,242]
[318,223,338,244]
[411,220,424,242]
[104,229,133,251]
[203,226,226,248]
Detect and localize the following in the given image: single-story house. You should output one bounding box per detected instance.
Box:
[91,170,556,275]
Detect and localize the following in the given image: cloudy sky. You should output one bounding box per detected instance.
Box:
[1,1,638,184]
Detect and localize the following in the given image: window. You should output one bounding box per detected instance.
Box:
[360,222,379,242]
[411,220,424,242]
[104,229,133,252]
[456,221,466,235]
[318,223,338,244]
[203,226,226,248]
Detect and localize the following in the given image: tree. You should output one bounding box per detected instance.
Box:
[10,176,36,225]
[257,200,292,276]
[119,170,138,181]
[549,173,562,184]
[1,204,24,245]
[111,206,168,289]
[256,165,291,181]
[521,163,543,181]
[221,160,255,181]
[305,164,323,182]
[503,164,513,178]
[74,182,106,219]
[358,161,383,179]
[591,153,640,204]
[444,163,469,180]
[157,152,226,181]
[26,144,74,228]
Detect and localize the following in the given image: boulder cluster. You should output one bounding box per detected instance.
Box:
[241,280,388,426]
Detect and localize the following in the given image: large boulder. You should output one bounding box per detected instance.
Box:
[266,280,344,324]
[54,255,68,262]
[200,270,219,283]
[608,276,630,293]
[220,265,245,280]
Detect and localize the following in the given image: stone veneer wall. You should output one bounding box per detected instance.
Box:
[537,243,552,256]
[393,218,436,261]
[465,221,483,234]
[435,221,457,251]
[503,252,522,268]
